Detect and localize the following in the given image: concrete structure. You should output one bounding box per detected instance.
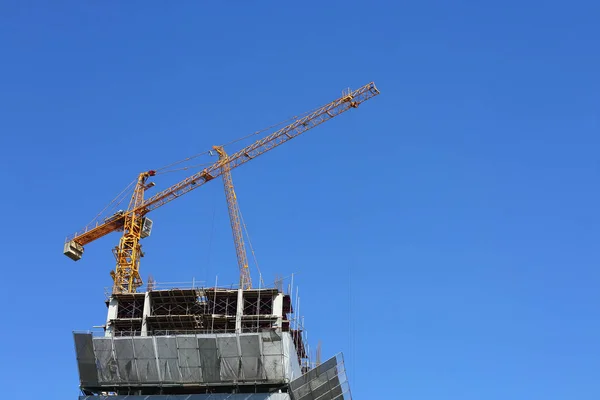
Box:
[74,285,352,399]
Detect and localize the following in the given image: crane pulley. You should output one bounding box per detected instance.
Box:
[64,82,380,294]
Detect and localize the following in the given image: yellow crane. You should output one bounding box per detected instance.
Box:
[64,82,380,294]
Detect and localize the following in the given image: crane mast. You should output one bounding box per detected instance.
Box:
[214,146,252,290]
[64,82,380,294]
[110,170,156,293]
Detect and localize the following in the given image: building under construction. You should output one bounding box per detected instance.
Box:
[69,83,380,399]
[74,282,351,399]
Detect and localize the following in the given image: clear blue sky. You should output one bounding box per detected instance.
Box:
[1,1,598,399]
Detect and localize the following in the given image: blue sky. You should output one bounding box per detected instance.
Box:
[1,1,599,399]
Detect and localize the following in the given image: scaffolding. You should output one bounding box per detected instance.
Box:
[75,281,332,398]
[104,283,308,365]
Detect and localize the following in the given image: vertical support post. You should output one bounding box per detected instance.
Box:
[141,291,151,336]
[235,288,244,333]
[211,276,218,334]
[273,292,284,331]
[105,296,119,337]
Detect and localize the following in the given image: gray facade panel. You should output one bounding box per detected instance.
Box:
[155,336,180,382]
[73,333,99,387]
[177,336,202,382]
[198,337,220,383]
[114,337,139,383]
[133,336,159,382]
[93,337,118,383]
[289,355,350,400]
[79,395,291,400]
[240,334,263,380]
[74,332,296,388]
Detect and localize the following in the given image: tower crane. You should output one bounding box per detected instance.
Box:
[64,82,380,294]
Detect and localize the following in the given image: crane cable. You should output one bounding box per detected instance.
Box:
[218,100,332,150]
[155,162,214,175]
[152,102,326,176]
[84,178,137,229]
[218,116,299,149]
[205,187,218,284]
[239,207,265,288]
[154,150,211,173]
[153,119,286,175]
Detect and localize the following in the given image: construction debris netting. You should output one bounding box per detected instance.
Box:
[289,354,351,400]
[74,331,302,388]
[79,395,292,400]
